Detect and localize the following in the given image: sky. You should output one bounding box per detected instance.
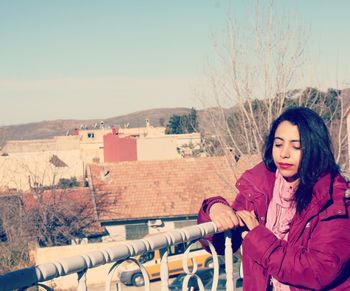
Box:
[0,0,350,126]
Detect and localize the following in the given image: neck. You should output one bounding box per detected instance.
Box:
[284,174,299,183]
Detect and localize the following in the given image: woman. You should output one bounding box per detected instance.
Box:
[198,107,350,290]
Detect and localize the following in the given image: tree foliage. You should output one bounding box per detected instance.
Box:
[57,177,80,189]
[165,108,199,134]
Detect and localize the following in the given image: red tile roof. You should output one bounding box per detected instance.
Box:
[22,187,91,209]
[89,155,261,221]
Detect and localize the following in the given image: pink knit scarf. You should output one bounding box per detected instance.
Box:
[266,170,299,290]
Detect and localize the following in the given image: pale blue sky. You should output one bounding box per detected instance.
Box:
[0,0,349,126]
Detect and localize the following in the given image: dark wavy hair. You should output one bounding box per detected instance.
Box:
[263,106,339,214]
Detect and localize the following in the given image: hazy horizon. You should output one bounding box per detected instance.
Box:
[1,0,350,126]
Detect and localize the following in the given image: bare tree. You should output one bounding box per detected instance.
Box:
[199,1,348,171]
[23,173,117,247]
[0,193,30,274]
[200,1,305,159]
[0,172,118,273]
[24,187,93,247]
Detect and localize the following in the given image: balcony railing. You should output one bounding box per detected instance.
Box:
[0,222,240,291]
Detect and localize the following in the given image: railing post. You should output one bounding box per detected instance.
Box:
[77,269,87,291]
[225,231,234,291]
[160,251,170,291]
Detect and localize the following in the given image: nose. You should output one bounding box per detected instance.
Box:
[280,145,291,159]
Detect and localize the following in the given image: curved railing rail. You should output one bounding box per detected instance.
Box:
[0,222,239,291]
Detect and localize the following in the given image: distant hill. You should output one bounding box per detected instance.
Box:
[0,107,193,146]
[1,87,349,147]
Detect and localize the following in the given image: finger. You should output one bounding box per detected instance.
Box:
[223,215,238,229]
[237,210,256,220]
[229,211,246,228]
[221,209,239,228]
[239,210,253,216]
[220,213,241,231]
[228,212,240,227]
[236,211,256,230]
[214,219,223,231]
[241,231,248,239]
[235,213,245,227]
[234,212,245,225]
[236,211,249,222]
[215,217,233,231]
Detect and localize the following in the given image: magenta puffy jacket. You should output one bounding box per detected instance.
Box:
[198,162,350,291]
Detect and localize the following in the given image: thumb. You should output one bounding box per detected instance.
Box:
[242,231,248,239]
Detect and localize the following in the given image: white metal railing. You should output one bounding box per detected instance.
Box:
[0,222,240,291]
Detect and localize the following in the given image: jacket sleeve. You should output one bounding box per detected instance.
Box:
[197,194,249,255]
[242,215,350,290]
[197,196,230,255]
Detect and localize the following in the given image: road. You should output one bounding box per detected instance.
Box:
[89,280,167,291]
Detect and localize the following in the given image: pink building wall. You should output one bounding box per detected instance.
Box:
[104,128,137,162]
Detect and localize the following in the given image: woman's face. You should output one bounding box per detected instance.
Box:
[272,121,302,182]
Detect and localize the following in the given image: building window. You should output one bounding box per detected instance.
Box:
[168,240,202,256]
[87,133,95,139]
[125,224,148,240]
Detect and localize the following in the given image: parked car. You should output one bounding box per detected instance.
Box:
[118,241,214,286]
[169,267,243,291]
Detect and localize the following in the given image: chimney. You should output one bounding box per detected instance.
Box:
[112,127,119,135]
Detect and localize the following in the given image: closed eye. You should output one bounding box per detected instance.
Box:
[292,142,301,149]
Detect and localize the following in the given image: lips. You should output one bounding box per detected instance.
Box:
[278,163,293,169]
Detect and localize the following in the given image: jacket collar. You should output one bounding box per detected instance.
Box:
[314,174,348,220]
[236,162,275,201]
[237,162,348,221]
[294,173,348,221]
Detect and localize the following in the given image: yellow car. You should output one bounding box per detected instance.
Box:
[118,241,215,286]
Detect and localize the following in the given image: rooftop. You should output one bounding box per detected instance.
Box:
[89,155,260,221]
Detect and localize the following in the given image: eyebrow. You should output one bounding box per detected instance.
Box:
[274,137,301,142]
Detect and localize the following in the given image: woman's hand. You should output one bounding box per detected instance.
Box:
[209,203,244,232]
[236,210,259,231]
